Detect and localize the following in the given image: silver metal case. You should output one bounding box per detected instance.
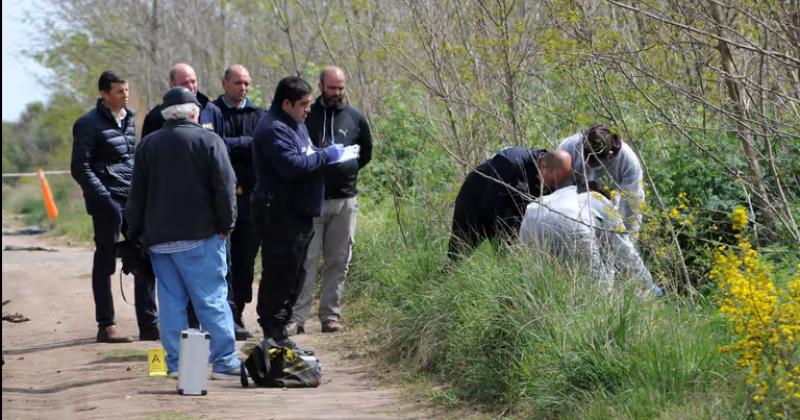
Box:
[177,328,210,395]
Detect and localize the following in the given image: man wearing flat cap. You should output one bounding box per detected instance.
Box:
[126,87,241,379]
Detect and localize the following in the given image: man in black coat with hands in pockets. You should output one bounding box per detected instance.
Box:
[71,70,158,343]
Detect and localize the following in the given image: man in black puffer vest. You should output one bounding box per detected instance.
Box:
[71,71,158,343]
[213,64,264,340]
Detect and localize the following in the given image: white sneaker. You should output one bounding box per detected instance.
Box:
[167,371,179,380]
[210,367,241,380]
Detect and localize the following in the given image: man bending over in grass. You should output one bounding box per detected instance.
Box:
[558,124,645,238]
[519,186,662,296]
[448,147,572,260]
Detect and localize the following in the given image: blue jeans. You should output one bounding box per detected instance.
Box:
[149,235,240,374]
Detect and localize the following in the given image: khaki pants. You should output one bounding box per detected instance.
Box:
[293,197,359,324]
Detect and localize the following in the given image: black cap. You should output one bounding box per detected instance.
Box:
[162,87,200,108]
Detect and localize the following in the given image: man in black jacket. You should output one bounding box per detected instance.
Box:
[141,63,225,330]
[126,87,240,379]
[70,71,158,343]
[141,63,224,138]
[289,66,372,335]
[448,147,573,260]
[213,64,263,340]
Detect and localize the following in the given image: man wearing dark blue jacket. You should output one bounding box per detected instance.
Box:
[447,147,573,260]
[251,76,343,347]
[71,71,158,343]
[213,64,263,340]
[141,63,224,139]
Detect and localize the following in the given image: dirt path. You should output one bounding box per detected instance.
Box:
[1,217,430,419]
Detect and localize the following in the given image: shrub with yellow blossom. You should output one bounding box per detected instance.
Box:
[637,190,706,289]
[709,206,800,417]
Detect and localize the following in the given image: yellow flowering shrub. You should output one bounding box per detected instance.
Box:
[731,206,748,231]
[709,207,800,416]
[637,191,703,288]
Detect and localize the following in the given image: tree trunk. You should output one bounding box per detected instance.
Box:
[708,2,778,239]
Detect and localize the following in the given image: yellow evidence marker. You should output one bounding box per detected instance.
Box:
[148,348,168,376]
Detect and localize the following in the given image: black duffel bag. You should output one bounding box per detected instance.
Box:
[114,239,153,277]
[240,338,322,388]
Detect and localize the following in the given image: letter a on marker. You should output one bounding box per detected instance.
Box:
[148,348,167,376]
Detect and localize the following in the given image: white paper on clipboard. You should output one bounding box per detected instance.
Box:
[330,144,360,164]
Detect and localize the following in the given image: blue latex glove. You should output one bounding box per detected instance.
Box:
[326,144,344,162]
[651,284,664,297]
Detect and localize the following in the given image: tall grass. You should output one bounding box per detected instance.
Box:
[347,203,750,418]
[1,172,758,417]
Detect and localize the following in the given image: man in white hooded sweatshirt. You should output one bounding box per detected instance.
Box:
[519,186,662,296]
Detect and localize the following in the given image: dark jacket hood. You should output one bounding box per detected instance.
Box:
[196,91,211,108]
[268,102,300,129]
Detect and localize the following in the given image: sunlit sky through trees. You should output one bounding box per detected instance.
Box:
[2,0,50,122]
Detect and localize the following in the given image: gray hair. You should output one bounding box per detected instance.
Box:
[161,103,200,121]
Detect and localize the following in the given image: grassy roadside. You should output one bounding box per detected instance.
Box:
[2,176,93,244]
[345,203,751,418]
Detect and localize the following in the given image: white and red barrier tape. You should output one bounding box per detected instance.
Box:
[2,170,71,178]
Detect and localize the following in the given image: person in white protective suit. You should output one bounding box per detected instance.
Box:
[519,186,663,296]
[558,124,645,237]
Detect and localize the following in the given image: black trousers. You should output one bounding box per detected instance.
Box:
[256,210,314,341]
[88,195,158,330]
[228,193,261,321]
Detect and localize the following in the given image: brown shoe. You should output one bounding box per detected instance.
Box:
[321,319,342,333]
[97,325,134,343]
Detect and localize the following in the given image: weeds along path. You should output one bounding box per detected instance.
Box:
[1,215,428,419]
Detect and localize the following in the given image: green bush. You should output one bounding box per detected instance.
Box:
[359,92,456,205]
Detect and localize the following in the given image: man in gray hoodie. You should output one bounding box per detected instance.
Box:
[289,67,373,335]
[558,124,645,237]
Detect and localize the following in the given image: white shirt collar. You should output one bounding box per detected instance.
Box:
[222,97,246,109]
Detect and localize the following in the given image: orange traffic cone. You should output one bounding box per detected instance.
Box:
[37,168,59,222]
